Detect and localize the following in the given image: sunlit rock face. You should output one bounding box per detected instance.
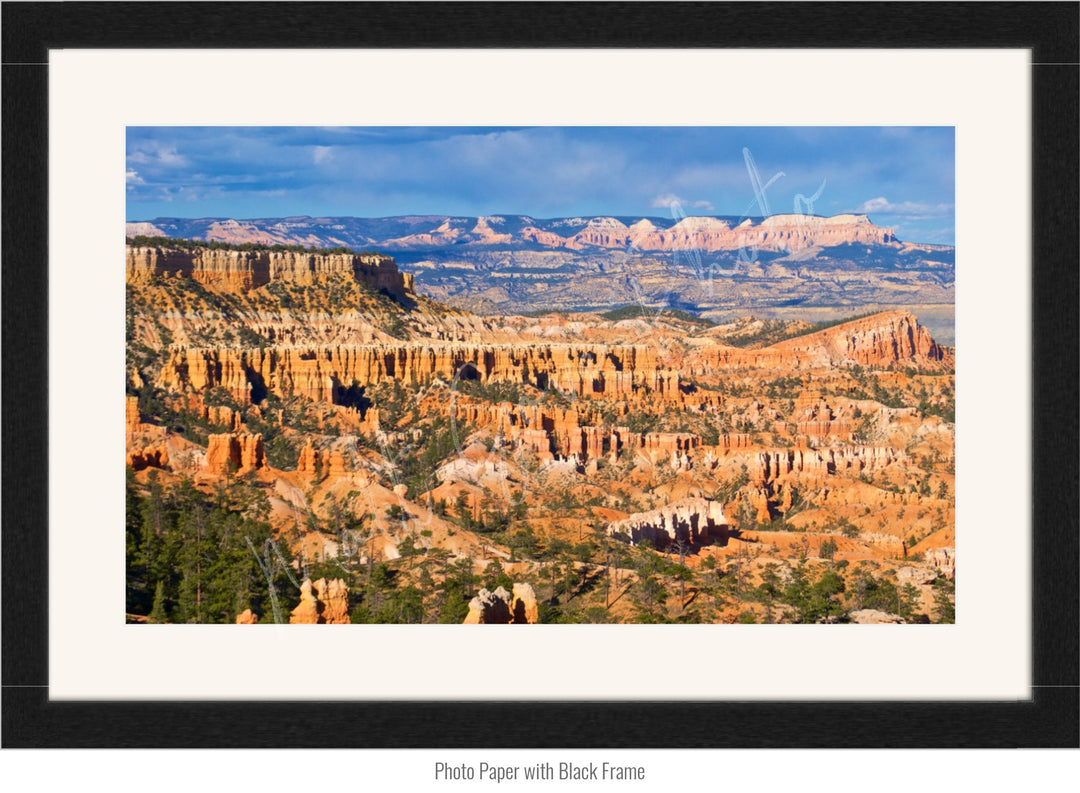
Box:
[606,498,728,549]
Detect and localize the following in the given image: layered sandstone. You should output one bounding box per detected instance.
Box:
[745,488,773,524]
[125,245,413,296]
[769,311,945,366]
[289,578,351,624]
[157,342,677,405]
[523,214,895,253]
[606,498,728,548]
[511,583,540,623]
[463,583,539,624]
[749,446,902,485]
[204,432,265,475]
[897,567,938,587]
[924,547,956,579]
[125,396,172,470]
[125,395,141,438]
[152,314,943,431]
[127,444,170,471]
[793,394,854,440]
[418,396,716,468]
[297,440,364,480]
[688,311,948,372]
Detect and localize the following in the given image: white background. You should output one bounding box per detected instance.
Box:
[15,42,1065,792]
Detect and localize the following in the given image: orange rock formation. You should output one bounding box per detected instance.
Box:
[749,446,902,485]
[157,342,676,405]
[463,583,539,624]
[924,547,956,579]
[125,395,141,438]
[688,311,948,372]
[289,578,351,624]
[204,432,265,475]
[126,445,170,472]
[126,245,413,296]
[606,498,729,548]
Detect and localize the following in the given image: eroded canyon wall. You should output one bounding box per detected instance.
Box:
[126,246,413,296]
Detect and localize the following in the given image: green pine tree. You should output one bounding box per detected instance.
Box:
[148,581,168,624]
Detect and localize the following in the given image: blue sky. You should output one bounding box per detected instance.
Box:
[127,127,955,244]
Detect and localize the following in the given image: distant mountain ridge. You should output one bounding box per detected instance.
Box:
[127,214,955,325]
[126,213,952,256]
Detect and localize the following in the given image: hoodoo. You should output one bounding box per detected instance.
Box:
[126,231,954,626]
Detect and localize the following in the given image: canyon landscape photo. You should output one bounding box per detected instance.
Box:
[125,127,956,625]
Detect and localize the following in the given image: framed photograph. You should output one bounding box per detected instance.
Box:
[3,1,1076,753]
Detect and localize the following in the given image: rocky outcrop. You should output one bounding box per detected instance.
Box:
[297,441,320,476]
[289,578,351,624]
[126,245,413,296]
[467,214,894,254]
[745,488,773,524]
[126,395,172,470]
[606,498,728,548]
[431,397,714,467]
[897,566,938,586]
[510,583,539,624]
[157,341,676,405]
[749,445,902,485]
[465,406,708,468]
[689,311,948,372]
[861,533,908,558]
[212,407,243,431]
[793,394,854,439]
[235,609,259,624]
[125,395,141,438]
[126,443,170,471]
[204,432,265,475]
[463,583,539,624]
[606,428,699,464]
[326,449,352,479]
[797,419,852,439]
[770,310,945,366]
[296,440,361,479]
[715,434,753,451]
[924,547,955,579]
[616,213,894,254]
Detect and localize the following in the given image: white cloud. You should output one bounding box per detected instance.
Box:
[125,169,144,186]
[651,194,716,214]
[856,196,953,218]
[312,145,334,165]
[651,193,681,208]
[128,143,187,167]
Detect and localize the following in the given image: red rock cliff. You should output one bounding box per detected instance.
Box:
[157,341,677,405]
[689,311,948,372]
[125,245,413,296]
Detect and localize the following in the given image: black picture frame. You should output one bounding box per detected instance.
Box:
[3,2,1077,748]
